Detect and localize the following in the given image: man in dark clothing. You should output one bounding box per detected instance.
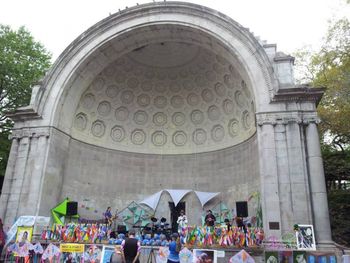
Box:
[204,210,216,227]
[120,229,141,263]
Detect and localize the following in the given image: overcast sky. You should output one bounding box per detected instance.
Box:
[1,0,349,61]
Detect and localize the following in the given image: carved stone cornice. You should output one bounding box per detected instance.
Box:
[6,106,41,122]
[9,127,50,140]
[271,85,325,105]
[256,111,320,126]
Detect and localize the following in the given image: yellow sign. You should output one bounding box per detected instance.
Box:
[60,243,85,253]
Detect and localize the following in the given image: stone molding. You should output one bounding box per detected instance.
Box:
[271,86,325,104]
[256,112,320,126]
[9,127,50,140]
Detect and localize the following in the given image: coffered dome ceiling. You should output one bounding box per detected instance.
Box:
[72,42,256,154]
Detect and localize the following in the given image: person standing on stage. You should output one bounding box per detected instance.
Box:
[176,210,188,233]
[120,229,141,263]
[104,207,113,226]
[204,210,216,227]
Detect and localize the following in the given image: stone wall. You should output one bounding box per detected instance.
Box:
[57,131,260,224]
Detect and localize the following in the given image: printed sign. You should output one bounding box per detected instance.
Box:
[60,243,85,253]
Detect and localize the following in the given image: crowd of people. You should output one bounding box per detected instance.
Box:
[104,207,250,263]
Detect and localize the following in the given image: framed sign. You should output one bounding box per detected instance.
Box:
[295,225,316,250]
[16,226,33,243]
[193,249,217,263]
[101,245,117,263]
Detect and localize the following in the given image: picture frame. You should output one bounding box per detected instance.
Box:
[16,226,33,243]
[193,249,217,263]
[101,245,117,263]
[295,225,316,250]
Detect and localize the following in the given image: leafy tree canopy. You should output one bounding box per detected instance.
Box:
[0,25,52,178]
[294,18,350,150]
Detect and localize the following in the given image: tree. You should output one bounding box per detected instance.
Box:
[0,25,51,180]
[294,16,350,246]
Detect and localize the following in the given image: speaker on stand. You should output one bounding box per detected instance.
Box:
[66,201,78,223]
[236,201,248,218]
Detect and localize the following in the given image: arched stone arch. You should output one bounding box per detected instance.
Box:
[0,2,332,247]
[34,2,279,133]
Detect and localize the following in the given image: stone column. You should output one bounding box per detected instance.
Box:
[274,123,294,233]
[0,138,19,222]
[0,128,50,227]
[257,118,282,238]
[26,134,49,215]
[17,130,50,215]
[305,120,332,244]
[4,136,31,226]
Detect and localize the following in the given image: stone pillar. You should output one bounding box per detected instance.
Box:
[0,128,50,227]
[0,139,19,222]
[257,119,282,238]
[19,132,50,215]
[274,123,294,233]
[28,134,49,214]
[285,121,312,224]
[4,136,31,226]
[305,120,332,244]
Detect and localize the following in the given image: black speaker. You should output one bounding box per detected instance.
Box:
[66,201,78,216]
[236,201,248,217]
[117,225,127,234]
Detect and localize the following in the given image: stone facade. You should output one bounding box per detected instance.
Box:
[0,1,332,248]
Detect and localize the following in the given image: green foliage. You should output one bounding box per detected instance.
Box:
[322,145,350,189]
[294,16,350,246]
[315,19,350,148]
[328,190,350,246]
[294,18,350,149]
[0,25,51,177]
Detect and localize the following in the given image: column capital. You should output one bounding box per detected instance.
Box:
[302,115,321,125]
[9,127,50,140]
[256,111,320,127]
[256,112,303,126]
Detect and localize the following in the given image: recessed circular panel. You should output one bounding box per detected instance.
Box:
[131,129,146,145]
[191,110,204,125]
[172,112,186,126]
[74,113,87,131]
[115,106,129,121]
[173,131,187,146]
[193,129,207,145]
[153,112,168,126]
[91,120,106,137]
[134,110,148,125]
[152,131,167,146]
[97,101,111,116]
[111,125,125,142]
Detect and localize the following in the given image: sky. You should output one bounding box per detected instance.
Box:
[1,0,350,62]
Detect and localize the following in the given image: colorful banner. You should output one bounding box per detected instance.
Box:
[60,243,85,253]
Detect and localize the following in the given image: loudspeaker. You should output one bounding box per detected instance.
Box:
[236,201,248,217]
[117,225,127,234]
[66,201,78,216]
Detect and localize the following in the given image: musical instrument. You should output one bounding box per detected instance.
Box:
[105,209,118,226]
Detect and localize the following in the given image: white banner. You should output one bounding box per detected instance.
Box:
[139,190,163,210]
[165,189,192,206]
[194,191,220,207]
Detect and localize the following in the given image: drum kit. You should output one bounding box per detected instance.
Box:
[138,217,172,238]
